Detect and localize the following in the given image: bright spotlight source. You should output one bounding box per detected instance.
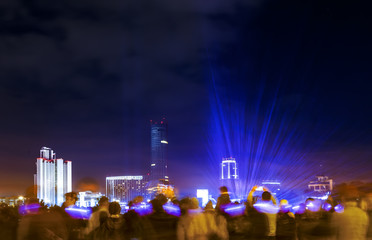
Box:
[161,140,168,144]
[18,196,24,200]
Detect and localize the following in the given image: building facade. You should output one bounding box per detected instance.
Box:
[106,176,147,203]
[150,118,169,184]
[76,191,104,208]
[220,157,239,198]
[308,175,334,192]
[35,147,72,206]
[150,118,168,182]
[221,157,238,180]
[262,180,281,196]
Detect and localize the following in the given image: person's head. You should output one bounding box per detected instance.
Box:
[109,202,121,216]
[262,191,271,201]
[150,199,164,213]
[204,200,214,212]
[155,194,168,205]
[64,192,78,207]
[133,196,144,204]
[98,196,109,208]
[279,199,290,212]
[305,198,315,205]
[190,198,199,209]
[305,198,321,212]
[219,186,228,194]
[280,199,288,206]
[179,198,191,208]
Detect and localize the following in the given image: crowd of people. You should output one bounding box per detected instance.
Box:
[1,185,371,240]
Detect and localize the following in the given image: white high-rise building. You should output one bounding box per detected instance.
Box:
[220,157,240,198]
[221,157,238,180]
[106,176,147,203]
[35,147,72,206]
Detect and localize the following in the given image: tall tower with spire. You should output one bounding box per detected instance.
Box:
[149,118,169,185]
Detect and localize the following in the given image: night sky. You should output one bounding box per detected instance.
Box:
[0,0,371,197]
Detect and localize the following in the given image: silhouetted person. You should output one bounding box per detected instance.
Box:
[143,196,178,240]
[61,192,83,240]
[216,186,231,213]
[85,196,110,236]
[123,196,147,240]
[247,186,278,240]
[0,204,18,240]
[333,193,368,240]
[296,198,334,240]
[108,201,125,240]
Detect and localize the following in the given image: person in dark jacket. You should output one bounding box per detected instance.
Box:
[216,186,231,213]
[143,196,178,240]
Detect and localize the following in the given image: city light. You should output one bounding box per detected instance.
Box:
[334,204,345,213]
[65,207,92,219]
[196,189,209,207]
[106,176,143,180]
[223,204,246,216]
[253,202,280,214]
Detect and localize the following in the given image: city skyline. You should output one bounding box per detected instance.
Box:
[0,0,371,197]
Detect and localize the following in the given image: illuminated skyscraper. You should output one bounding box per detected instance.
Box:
[106,176,147,203]
[220,157,239,198]
[221,157,238,180]
[149,118,169,184]
[35,147,72,206]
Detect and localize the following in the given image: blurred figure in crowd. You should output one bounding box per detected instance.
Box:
[216,186,231,213]
[62,192,78,209]
[177,197,193,240]
[333,187,369,240]
[85,196,110,237]
[123,196,145,240]
[107,202,125,240]
[143,194,178,240]
[61,192,85,240]
[0,203,18,240]
[18,198,67,240]
[91,201,124,240]
[276,199,296,240]
[362,192,372,240]
[247,186,278,240]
